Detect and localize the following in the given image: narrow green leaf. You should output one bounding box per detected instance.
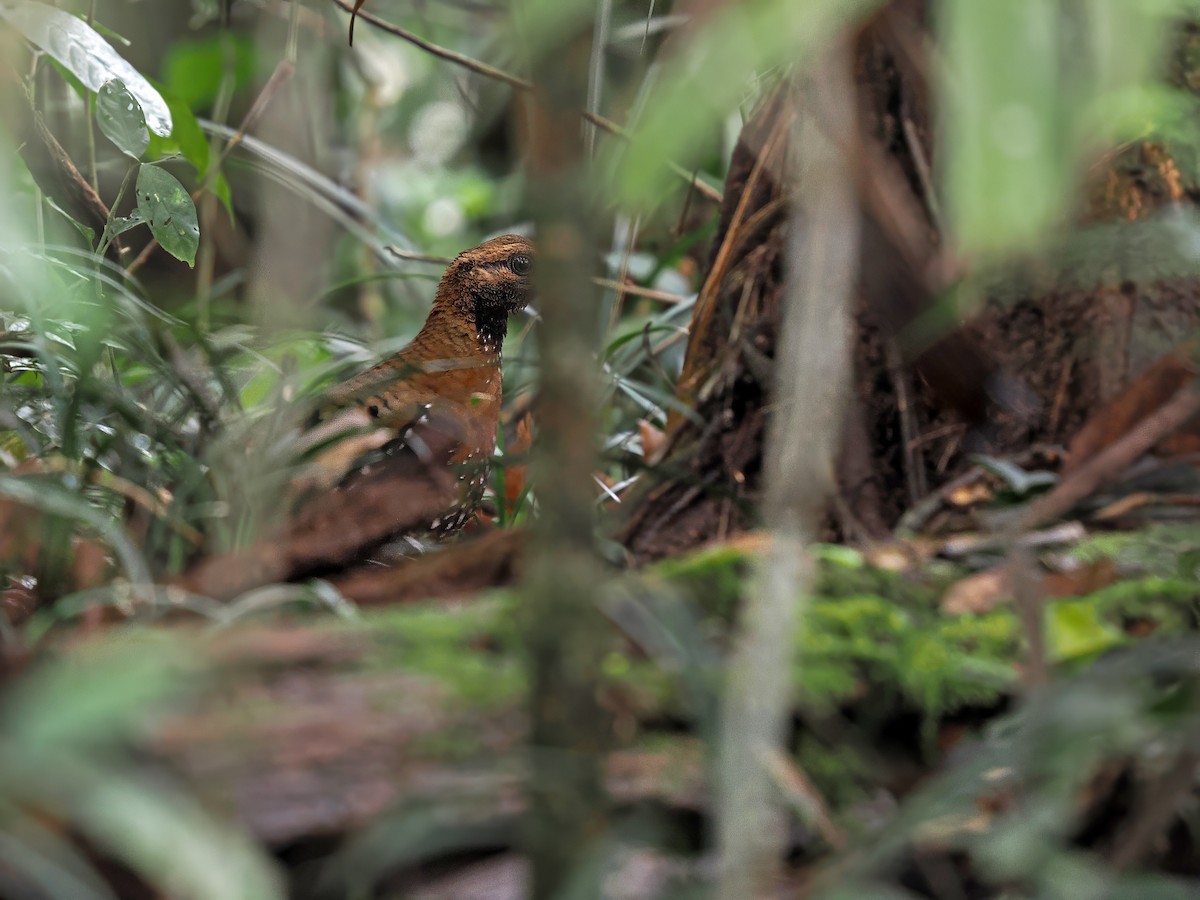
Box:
[135,166,199,267]
[95,79,149,159]
[0,474,150,588]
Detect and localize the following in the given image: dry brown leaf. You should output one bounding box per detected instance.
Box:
[1042,559,1117,598]
[940,566,1012,616]
[947,481,993,507]
[638,419,666,461]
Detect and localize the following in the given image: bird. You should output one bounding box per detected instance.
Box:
[180,234,535,601]
[305,232,536,533]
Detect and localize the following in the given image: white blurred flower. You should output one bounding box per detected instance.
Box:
[410,101,468,166]
[423,197,465,237]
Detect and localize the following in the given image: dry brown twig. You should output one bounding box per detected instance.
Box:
[328,0,722,203]
[126,61,297,275]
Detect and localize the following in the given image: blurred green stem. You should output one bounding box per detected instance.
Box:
[715,44,858,898]
[515,4,610,898]
[93,161,136,261]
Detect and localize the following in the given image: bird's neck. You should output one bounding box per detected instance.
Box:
[414,299,505,364]
[472,305,509,355]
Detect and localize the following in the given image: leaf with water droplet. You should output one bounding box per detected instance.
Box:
[135,165,198,267]
[96,79,149,158]
[0,0,172,135]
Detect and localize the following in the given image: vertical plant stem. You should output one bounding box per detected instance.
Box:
[515,6,610,899]
[715,43,858,899]
[85,0,99,195]
[587,0,612,156]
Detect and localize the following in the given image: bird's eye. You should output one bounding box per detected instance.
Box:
[509,253,532,276]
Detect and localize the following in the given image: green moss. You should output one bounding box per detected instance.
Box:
[342,529,1198,802]
[1074,523,1200,576]
[795,591,1019,739]
[650,543,753,621]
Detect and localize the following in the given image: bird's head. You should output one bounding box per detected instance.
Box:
[441,233,535,322]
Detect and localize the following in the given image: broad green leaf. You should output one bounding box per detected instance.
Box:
[95,79,149,159]
[0,0,172,136]
[135,166,199,267]
[940,0,1064,257]
[161,93,210,177]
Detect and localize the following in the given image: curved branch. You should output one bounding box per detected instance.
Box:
[331,0,531,91]
[328,0,723,204]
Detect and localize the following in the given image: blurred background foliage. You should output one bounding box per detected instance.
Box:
[0,0,1197,897]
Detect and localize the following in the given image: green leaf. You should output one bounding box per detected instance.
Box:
[973,455,1058,496]
[95,79,149,159]
[135,166,199,267]
[0,0,172,136]
[160,91,234,219]
[76,777,285,900]
[162,34,256,110]
[0,473,150,587]
[110,210,146,237]
[1047,600,1125,662]
[940,0,1064,257]
[161,93,209,175]
[2,637,191,750]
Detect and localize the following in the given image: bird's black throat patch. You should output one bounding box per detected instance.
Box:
[473,304,509,352]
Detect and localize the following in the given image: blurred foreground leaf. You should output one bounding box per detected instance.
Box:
[940,0,1178,256]
[0,635,284,899]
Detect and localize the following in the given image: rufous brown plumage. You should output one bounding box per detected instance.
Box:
[181,234,535,600]
[311,233,534,527]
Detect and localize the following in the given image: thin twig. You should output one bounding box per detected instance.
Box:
[763,747,847,851]
[901,114,941,230]
[126,60,296,276]
[385,246,453,265]
[334,0,529,89]
[382,248,689,304]
[1014,381,1200,532]
[328,0,722,203]
[1005,381,1200,692]
[886,337,927,504]
[594,277,687,304]
[717,46,857,895]
[1109,749,1198,873]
